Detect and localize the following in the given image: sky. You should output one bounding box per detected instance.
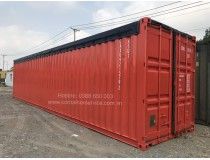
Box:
[0,1,210,70]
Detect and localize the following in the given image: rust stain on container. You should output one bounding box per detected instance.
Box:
[13,17,196,150]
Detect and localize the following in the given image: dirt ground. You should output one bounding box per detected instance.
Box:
[0,87,210,158]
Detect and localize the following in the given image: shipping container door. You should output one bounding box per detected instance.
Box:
[174,34,195,134]
[145,25,172,142]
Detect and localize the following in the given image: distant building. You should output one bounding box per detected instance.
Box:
[0,69,6,84]
[5,71,13,87]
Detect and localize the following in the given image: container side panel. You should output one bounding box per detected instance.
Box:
[13,35,139,147]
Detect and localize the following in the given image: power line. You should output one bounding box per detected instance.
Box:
[51,1,209,47]
[71,1,181,28]
[187,28,207,32]
[27,2,210,54]
[14,1,210,56]
[78,1,201,29]
[157,4,210,20]
[21,31,74,55]
[5,2,209,71]
[27,32,74,54]
[22,2,197,53]
[151,2,210,18]
[0,54,16,70]
[20,31,73,55]
[30,2,206,55]
[44,32,74,48]
[14,2,180,55]
[78,2,209,31]
[78,1,205,30]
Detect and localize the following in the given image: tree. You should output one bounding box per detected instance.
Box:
[203,28,210,42]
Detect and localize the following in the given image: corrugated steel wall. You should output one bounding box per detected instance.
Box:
[196,42,210,126]
[14,34,141,146]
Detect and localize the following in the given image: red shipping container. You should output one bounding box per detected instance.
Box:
[13,17,196,150]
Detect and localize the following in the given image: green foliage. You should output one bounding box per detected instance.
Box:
[197,27,210,43]
[203,28,210,42]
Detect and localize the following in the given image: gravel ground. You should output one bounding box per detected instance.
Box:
[0,87,210,158]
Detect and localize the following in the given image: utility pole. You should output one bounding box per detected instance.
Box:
[1,54,15,71]
[2,54,5,70]
[71,27,80,41]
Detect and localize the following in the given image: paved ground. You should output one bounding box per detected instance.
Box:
[0,87,210,158]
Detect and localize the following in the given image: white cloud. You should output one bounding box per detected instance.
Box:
[25,1,79,13]
[91,1,210,40]
[76,30,91,40]
[91,8,122,32]
[0,25,49,70]
[0,24,91,70]
[1,1,210,70]
[152,4,210,40]
[123,1,157,15]
[90,2,166,32]
[93,8,121,22]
